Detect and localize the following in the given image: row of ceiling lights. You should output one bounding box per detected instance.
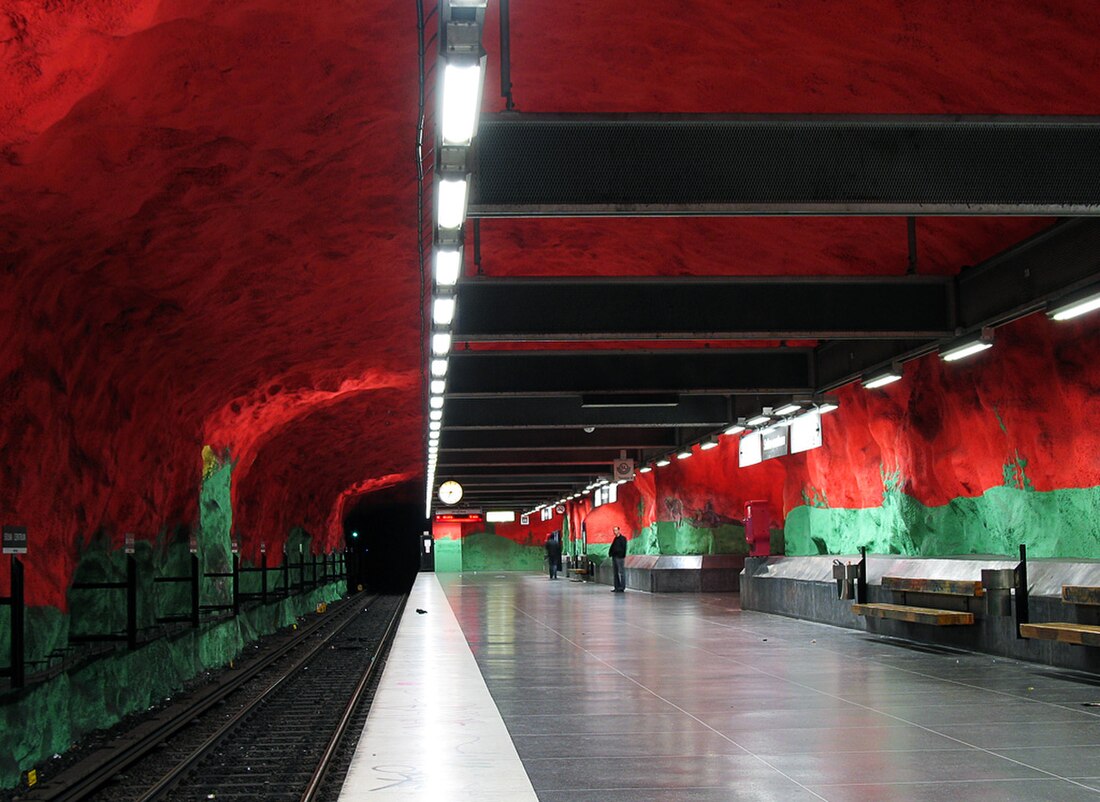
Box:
[860,284,1100,390]
[425,1,488,517]
[517,283,1100,514]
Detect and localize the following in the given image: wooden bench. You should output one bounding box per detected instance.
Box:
[1020,585,1100,646]
[852,576,982,626]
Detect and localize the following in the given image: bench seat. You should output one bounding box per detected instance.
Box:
[881,576,983,597]
[1062,586,1100,606]
[852,602,974,626]
[1020,622,1100,647]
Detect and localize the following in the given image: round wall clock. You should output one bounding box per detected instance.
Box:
[438,480,463,505]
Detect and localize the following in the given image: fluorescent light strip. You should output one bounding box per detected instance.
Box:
[430,358,448,377]
[437,178,468,230]
[940,340,992,362]
[656,458,671,467]
[430,379,445,394]
[429,395,444,409]
[773,403,802,416]
[432,297,456,326]
[432,332,452,355]
[441,63,482,145]
[434,249,462,286]
[746,414,771,427]
[724,424,746,435]
[863,372,902,389]
[699,440,718,450]
[676,450,692,460]
[1049,288,1100,321]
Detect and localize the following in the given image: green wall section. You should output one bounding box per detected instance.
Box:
[434,530,545,572]
[785,482,1100,558]
[0,583,343,790]
[434,520,751,573]
[0,454,347,790]
[640,521,750,556]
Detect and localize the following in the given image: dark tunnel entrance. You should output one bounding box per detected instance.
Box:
[343,497,423,594]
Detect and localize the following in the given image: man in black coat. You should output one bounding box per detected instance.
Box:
[609,526,628,592]
[545,531,563,579]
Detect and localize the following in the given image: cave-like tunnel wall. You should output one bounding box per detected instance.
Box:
[436,311,1100,567]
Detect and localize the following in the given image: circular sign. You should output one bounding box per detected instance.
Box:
[555,504,565,514]
[438,480,464,505]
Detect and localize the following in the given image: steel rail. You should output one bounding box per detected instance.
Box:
[299,593,407,801]
[133,594,389,802]
[26,592,365,802]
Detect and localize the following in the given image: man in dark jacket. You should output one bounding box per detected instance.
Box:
[545,532,563,579]
[609,526,628,592]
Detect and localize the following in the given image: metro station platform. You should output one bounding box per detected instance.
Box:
[341,572,1100,801]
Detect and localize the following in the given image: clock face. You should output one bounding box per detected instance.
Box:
[438,480,463,505]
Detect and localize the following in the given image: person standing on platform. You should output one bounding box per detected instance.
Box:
[609,526,628,592]
[546,531,563,580]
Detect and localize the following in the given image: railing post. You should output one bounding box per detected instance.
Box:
[1015,543,1029,638]
[261,549,268,605]
[126,555,138,650]
[11,555,25,688]
[190,553,200,628]
[282,551,290,597]
[232,554,240,616]
[856,547,868,605]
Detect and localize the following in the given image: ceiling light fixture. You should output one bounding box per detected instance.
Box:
[432,297,456,326]
[431,332,452,355]
[724,421,747,436]
[1048,285,1100,321]
[430,379,446,394]
[430,358,448,377]
[940,329,993,362]
[440,62,483,145]
[863,367,903,389]
[638,465,653,473]
[746,413,772,427]
[429,409,443,421]
[429,395,444,409]
[699,437,719,450]
[437,178,469,230]
[434,248,462,286]
[655,458,671,467]
[773,402,802,417]
[676,449,693,460]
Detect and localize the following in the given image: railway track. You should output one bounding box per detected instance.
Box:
[22,592,406,802]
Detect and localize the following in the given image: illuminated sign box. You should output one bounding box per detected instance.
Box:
[761,426,788,460]
[790,411,823,454]
[739,432,762,467]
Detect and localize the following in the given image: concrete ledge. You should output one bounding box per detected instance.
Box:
[595,554,746,592]
[741,555,1100,673]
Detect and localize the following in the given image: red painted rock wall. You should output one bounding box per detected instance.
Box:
[4,0,1100,607]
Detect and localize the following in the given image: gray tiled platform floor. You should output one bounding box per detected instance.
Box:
[438,573,1100,801]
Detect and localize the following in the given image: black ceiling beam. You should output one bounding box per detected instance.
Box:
[469,113,1100,216]
[438,427,708,451]
[438,463,605,478]
[454,475,595,487]
[445,349,814,396]
[441,395,733,429]
[813,220,1100,389]
[454,277,954,340]
[438,449,636,466]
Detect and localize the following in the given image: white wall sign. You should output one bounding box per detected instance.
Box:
[790,410,823,454]
[739,431,762,467]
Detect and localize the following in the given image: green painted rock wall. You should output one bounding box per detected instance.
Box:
[785,483,1100,558]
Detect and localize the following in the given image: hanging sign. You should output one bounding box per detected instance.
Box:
[124,533,135,554]
[540,507,553,521]
[612,458,635,481]
[520,514,530,526]
[790,411,823,454]
[2,525,28,554]
[761,426,789,461]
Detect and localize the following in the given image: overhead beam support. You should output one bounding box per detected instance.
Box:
[439,427,708,451]
[813,219,1100,389]
[442,395,732,429]
[445,349,814,396]
[454,277,953,340]
[470,114,1100,216]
